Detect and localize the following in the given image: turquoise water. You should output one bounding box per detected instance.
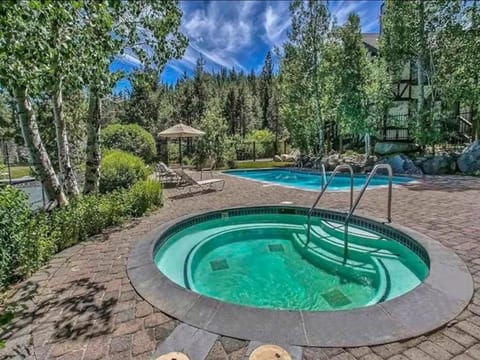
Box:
[224,169,413,191]
[154,213,429,311]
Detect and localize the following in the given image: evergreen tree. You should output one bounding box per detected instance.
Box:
[192,57,209,124]
[260,51,273,130]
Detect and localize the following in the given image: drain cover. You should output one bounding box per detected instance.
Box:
[210,259,229,271]
[156,352,189,360]
[268,244,284,252]
[249,345,291,360]
[321,289,352,307]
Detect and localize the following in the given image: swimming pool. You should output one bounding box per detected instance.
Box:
[224,168,414,191]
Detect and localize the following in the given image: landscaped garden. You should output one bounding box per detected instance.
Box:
[1,0,480,359]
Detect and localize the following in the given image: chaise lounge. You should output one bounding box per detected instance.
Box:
[174,168,225,193]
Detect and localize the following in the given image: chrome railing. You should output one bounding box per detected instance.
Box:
[343,164,392,259]
[305,164,354,247]
[320,163,327,189]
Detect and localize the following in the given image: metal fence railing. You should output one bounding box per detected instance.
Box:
[158,139,291,165]
[1,141,46,209]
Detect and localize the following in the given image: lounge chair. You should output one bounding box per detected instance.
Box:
[200,159,216,180]
[155,162,180,183]
[174,168,225,192]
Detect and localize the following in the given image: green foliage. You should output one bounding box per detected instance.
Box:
[247,129,275,158]
[194,99,228,167]
[102,124,157,162]
[99,150,150,193]
[365,57,392,135]
[126,179,163,217]
[335,14,369,137]
[278,0,330,153]
[0,186,31,287]
[0,179,163,289]
[235,161,290,169]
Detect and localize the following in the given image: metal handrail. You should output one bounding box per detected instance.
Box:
[305,164,354,247]
[343,164,393,259]
[320,163,327,189]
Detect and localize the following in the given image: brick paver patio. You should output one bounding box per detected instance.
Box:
[1,172,480,360]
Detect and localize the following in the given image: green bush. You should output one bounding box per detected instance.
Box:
[102,124,157,162]
[100,150,150,193]
[126,179,163,217]
[0,186,31,287]
[247,129,276,158]
[0,179,163,290]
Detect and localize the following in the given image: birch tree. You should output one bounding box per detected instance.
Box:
[0,1,68,206]
[381,0,455,144]
[278,0,330,154]
[81,0,187,194]
[435,0,480,141]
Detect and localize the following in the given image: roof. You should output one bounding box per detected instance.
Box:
[362,33,379,55]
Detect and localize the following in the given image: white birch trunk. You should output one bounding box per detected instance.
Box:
[15,86,68,207]
[417,0,425,127]
[52,78,79,197]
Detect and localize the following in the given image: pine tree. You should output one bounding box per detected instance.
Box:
[260,51,273,130]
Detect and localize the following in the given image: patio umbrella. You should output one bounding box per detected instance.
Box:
[158,123,205,164]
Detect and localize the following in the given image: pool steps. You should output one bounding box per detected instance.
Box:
[182,223,388,306]
[157,216,425,306]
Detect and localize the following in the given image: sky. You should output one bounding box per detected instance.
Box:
[112,0,383,92]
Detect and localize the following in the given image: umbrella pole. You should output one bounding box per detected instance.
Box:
[178,138,182,166]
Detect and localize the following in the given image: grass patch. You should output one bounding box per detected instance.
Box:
[234,161,291,169]
[0,166,32,180]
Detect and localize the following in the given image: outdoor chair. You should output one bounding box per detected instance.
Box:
[174,168,225,193]
[155,162,180,183]
[200,159,216,180]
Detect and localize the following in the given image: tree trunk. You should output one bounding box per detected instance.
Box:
[472,104,479,141]
[14,86,68,207]
[417,0,425,129]
[52,78,79,197]
[84,92,101,194]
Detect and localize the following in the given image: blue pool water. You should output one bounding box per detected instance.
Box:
[224,168,414,191]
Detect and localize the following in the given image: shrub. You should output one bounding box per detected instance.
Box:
[99,150,150,193]
[126,179,163,217]
[0,186,31,287]
[0,179,164,290]
[102,124,157,162]
[247,129,276,158]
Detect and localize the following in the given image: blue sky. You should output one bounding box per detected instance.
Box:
[113,0,382,92]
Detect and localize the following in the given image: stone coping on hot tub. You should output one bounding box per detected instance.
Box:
[127,205,473,347]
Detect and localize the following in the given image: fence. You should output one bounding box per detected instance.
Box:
[1,141,46,209]
[232,141,290,161]
[158,139,291,165]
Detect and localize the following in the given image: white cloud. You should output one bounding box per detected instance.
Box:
[264,2,291,45]
[117,53,142,67]
[162,0,381,81]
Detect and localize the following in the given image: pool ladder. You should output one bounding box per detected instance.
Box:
[305,164,393,261]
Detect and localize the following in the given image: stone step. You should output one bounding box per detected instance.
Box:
[152,323,218,360]
[244,341,303,360]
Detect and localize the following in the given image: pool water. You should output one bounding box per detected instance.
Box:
[154,212,429,311]
[224,168,413,191]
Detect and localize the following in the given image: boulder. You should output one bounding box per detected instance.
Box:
[280,154,295,162]
[273,155,282,162]
[376,154,423,176]
[326,153,341,170]
[457,140,480,173]
[420,155,457,175]
[374,142,419,156]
